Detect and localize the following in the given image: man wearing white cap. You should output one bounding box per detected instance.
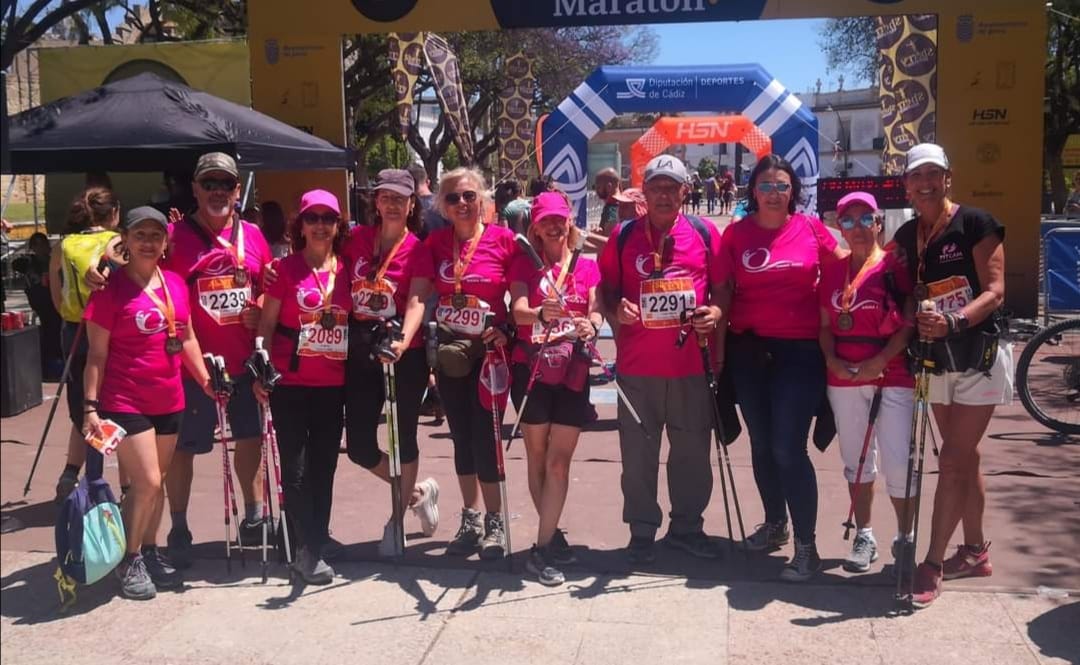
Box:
[598,154,725,563]
[891,143,1011,607]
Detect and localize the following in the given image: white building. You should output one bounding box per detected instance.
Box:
[795,86,885,178]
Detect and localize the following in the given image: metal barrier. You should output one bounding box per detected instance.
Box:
[1041,220,1080,325]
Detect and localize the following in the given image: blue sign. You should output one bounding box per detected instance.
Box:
[1044,225,1080,312]
[538,64,819,228]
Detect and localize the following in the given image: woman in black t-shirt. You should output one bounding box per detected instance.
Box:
[891,144,1012,609]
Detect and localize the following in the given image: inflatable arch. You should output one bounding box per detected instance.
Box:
[537,64,818,227]
[629,115,772,187]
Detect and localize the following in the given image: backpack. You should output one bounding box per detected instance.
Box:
[54,455,126,610]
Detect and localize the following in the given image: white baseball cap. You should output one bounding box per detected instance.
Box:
[905,143,950,173]
[644,155,689,184]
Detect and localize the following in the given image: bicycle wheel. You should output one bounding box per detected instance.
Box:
[1015,318,1080,435]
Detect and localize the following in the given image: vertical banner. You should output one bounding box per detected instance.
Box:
[423,33,475,164]
[876,14,938,175]
[496,51,536,183]
[388,32,426,140]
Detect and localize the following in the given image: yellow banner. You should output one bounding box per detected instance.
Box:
[876,15,938,176]
[496,51,536,183]
[388,33,426,140]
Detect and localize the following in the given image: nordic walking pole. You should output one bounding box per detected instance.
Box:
[842,385,884,540]
[260,430,271,582]
[382,355,406,557]
[206,354,244,572]
[246,338,291,568]
[484,314,514,568]
[24,255,112,496]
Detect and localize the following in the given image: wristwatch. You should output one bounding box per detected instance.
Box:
[537,307,548,325]
[954,311,970,332]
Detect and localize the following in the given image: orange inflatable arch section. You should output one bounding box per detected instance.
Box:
[629,115,772,187]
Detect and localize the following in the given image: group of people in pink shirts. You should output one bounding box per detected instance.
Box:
[72,142,1010,609]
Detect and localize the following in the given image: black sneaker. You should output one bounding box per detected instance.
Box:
[744,521,790,552]
[525,545,565,587]
[115,554,156,600]
[626,535,656,564]
[780,538,822,582]
[549,528,577,565]
[140,546,181,589]
[664,531,723,560]
[166,527,194,570]
[239,518,267,545]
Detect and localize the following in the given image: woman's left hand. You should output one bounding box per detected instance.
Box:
[916,309,949,340]
[573,317,595,341]
[241,302,261,331]
[851,355,888,383]
[691,305,721,336]
[481,326,508,347]
[379,339,407,363]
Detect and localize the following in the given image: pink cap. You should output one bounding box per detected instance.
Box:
[298,189,341,216]
[835,191,879,219]
[530,191,571,223]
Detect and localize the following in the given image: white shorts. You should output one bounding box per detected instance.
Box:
[929,342,1014,406]
[827,384,916,498]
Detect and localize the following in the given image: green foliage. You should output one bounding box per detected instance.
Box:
[817,17,879,87]
[696,157,717,179]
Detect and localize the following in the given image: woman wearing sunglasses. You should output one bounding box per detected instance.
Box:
[818,192,916,576]
[715,154,845,582]
[342,169,440,556]
[254,189,351,584]
[425,167,519,559]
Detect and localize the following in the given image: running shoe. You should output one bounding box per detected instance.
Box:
[664,530,723,559]
[166,527,194,570]
[525,545,565,587]
[239,517,267,545]
[626,535,656,564]
[411,477,440,537]
[744,521,790,552]
[140,546,181,589]
[549,528,577,565]
[780,538,822,582]
[292,546,334,585]
[942,542,993,580]
[116,555,156,600]
[911,562,943,608]
[843,532,879,573]
[479,512,506,560]
[446,508,483,556]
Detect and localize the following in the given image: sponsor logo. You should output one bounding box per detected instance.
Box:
[894,80,930,124]
[349,0,418,22]
[352,256,371,280]
[264,39,279,65]
[673,119,735,142]
[918,112,936,144]
[909,14,937,32]
[617,78,647,100]
[956,15,975,43]
[489,0,767,28]
[971,107,1009,125]
[296,287,324,312]
[741,248,802,274]
[135,308,167,335]
[829,290,879,313]
[193,251,234,277]
[437,260,489,285]
[874,15,905,51]
[545,144,588,204]
[896,34,936,77]
[632,254,689,280]
[976,142,1001,164]
[938,242,963,263]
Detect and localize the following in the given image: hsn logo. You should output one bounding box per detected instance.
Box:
[490,0,767,28]
[349,0,418,22]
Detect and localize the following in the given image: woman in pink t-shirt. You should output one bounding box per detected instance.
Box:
[509,192,603,586]
[83,206,213,600]
[818,192,916,576]
[716,155,845,582]
[342,169,440,556]
[425,167,518,560]
[254,189,350,585]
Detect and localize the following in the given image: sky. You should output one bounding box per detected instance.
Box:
[650,18,865,93]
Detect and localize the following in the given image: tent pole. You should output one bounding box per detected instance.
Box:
[240,172,254,212]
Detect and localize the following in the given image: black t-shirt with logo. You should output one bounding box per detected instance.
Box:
[893,204,1005,334]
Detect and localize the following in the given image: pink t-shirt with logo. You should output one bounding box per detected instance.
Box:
[717,213,838,340]
[266,252,351,387]
[819,252,914,388]
[597,214,724,378]
[165,216,272,376]
[426,224,520,328]
[84,269,191,415]
[508,254,600,364]
[342,225,435,349]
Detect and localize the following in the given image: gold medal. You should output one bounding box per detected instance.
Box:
[165,336,183,355]
[234,266,249,287]
[320,311,336,331]
[368,293,388,312]
[452,293,468,310]
[913,283,928,300]
[837,312,854,331]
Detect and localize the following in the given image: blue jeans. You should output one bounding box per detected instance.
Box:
[729,335,824,543]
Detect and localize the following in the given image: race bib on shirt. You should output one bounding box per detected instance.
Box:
[927,276,973,315]
[530,317,576,344]
[639,277,696,329]
[196,275,250,326]
[435,294,490,337]
[297,311,348,360]
[351,277,397,320]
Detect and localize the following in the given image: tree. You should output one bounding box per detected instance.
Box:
[1044,2,1080,212]
[697,157,717,179]
[1,0,107,70]
[817,17,879,87]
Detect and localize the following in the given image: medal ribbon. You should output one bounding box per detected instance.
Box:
[643,220,670,275]
[915,200,955,284]
[840,246,885,313]
[310,256,338,316]
[373,228,409,283]
[452,223,484,296]
[213,218,246,272]
[141,267,178,340]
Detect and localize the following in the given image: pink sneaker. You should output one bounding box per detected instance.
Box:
[942,542,993,580]
[911,562,943,609]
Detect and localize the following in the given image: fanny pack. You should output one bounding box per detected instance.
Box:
[522,340,590,392]
[914,312,1004,375]
[435,323,484,378]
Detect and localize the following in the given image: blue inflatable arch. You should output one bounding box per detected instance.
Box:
[538,64,819,227]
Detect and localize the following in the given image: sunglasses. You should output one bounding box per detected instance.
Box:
[300,212,340,225]
[444,191,478,205]
[198,177,239,192]
[838,213,878,230]
[756,182,792,194]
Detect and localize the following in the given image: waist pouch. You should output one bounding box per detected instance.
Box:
[435,323,484,379]
[522,340,590,392]
[912,313,1004,375]
[275,323,301,372]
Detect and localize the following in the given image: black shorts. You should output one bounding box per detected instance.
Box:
[510,363,591,429]
[97,410,184,437]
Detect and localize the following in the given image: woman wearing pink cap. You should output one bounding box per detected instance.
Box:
[425,167,519,560]
[818,192,916,576]
[254,189,351,585]
[509,191,603,586]
[82,206,213,600]
[342,169,440,556]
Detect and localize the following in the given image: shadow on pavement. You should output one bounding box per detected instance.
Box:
[0,499,56,531]
[0,556,114,624]
[988,431,1079,447]
[1026,600,1080,663]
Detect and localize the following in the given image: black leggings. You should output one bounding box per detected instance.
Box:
[345,347,428,468]
[438,363,501,483]
[269,384,344,555]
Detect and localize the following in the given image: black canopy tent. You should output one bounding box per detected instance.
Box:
[3,72,350,174]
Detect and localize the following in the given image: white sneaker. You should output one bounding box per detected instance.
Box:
[378,518,407,558]
[411,477,440,537]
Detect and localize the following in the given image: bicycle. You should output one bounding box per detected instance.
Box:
[1014,317,1080,436]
